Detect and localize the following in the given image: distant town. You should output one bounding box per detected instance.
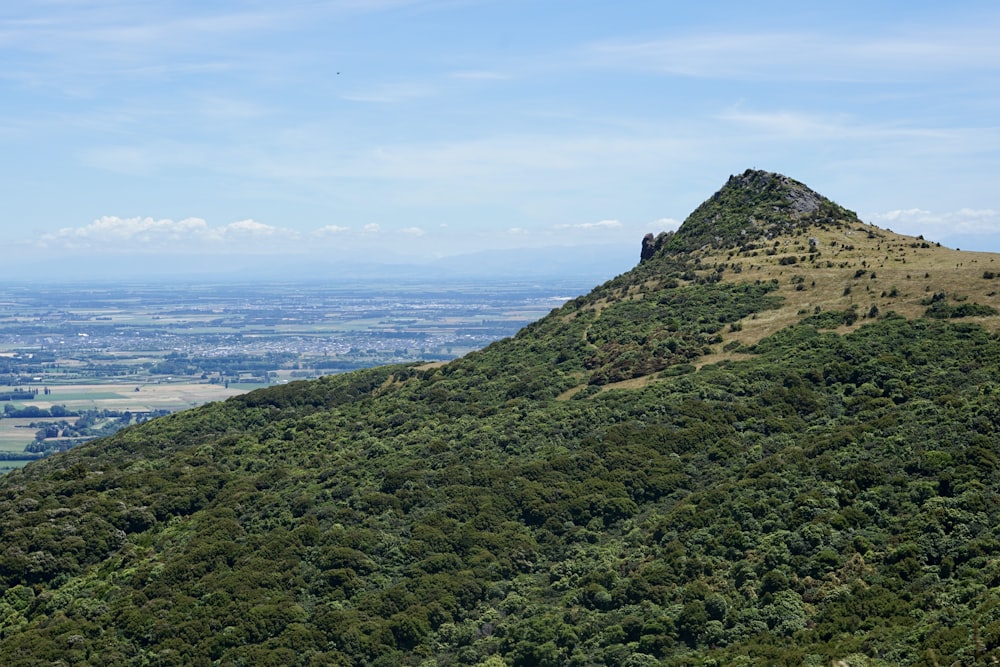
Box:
[0,278,589,469]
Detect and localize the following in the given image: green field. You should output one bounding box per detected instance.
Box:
[0,418,38,452]
[33,381,251,411]
[40,391,127,401]
[0,380,263,462]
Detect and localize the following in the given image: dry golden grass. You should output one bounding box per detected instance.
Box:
[556,385,586,400]
[415,361,448,371]
[0,418,40,451]
[598,375,659,391]
[706,223,1000,354]
[26,381,246,412]
[562,222,1000,397]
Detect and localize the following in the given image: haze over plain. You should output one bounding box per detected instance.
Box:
[2,0,1000,280]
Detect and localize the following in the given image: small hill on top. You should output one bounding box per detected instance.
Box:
[1,170,999,666]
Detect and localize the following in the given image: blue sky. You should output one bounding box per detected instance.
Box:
[3,0,1000,279]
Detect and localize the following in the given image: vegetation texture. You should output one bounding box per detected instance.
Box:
[2,170,1000,666]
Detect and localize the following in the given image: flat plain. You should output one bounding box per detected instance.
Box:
[0,278,589,461]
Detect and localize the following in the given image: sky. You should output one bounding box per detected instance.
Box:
[3,0,1000,281]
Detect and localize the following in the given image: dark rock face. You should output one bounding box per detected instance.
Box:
[639,231,674,263]
[788,185,822,213]
[641,233,657,261]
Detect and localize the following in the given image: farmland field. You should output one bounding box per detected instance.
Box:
[0,278,591,466]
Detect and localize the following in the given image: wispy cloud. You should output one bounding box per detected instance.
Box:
[589,27,1000,82]
[651,217,681,232]
[77,146,162,174]
[716,109,856,139]
[870,208,1000,237]
[356,134,692,185]
[0,4,281,70]
[77,139,229,176]
[710,108,989,168]
[717,108,959,141]
[553,219,622,230]
[0,1,444,94]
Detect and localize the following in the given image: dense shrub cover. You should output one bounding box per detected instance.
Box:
[1,172,999,665]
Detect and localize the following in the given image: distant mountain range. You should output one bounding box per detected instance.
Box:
[3,170,1000,665]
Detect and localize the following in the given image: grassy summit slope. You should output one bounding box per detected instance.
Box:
[1,171,1000,666]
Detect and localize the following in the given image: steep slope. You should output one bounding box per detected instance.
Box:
[2,171,1000,666]
[644,169,855,256]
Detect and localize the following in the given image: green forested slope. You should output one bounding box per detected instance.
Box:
[1,172,999,666]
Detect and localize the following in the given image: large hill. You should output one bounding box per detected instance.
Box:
[2,170,1000,666]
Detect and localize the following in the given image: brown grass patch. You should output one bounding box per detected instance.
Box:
[704,225,1000,361]
[414,361,448,371]
[567,224,1000,396]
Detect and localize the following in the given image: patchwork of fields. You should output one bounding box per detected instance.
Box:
[1,279,587,465]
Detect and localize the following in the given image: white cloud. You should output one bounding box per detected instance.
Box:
[219,219,285,236]
[363,223,381,233]
[553,219,622,231]
[40,216,207,244]
[314,224,350,235]
[37,215,296,251]
[400,226,426,236]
